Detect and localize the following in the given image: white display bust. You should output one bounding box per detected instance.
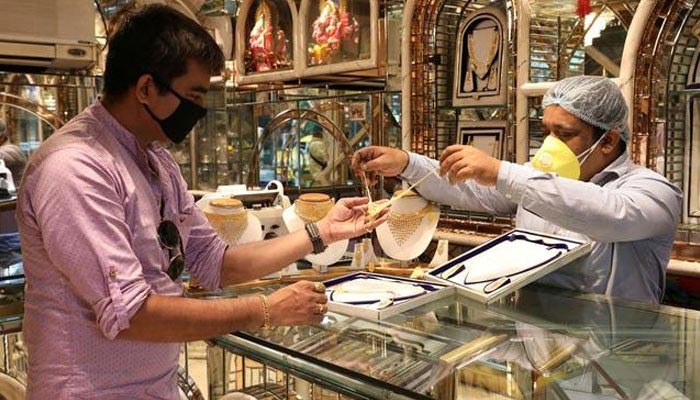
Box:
[200,197,263,246]
[283,193,348,267]
[376,190,440,261]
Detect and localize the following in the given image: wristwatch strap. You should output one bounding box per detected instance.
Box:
[304,222,327,254]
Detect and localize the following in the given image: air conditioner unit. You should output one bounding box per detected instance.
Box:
[0,0,97,71]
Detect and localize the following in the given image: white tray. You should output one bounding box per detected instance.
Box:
[323,272,454,321]
[427,229,591,304]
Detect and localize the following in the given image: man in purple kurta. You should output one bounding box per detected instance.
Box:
[17,5,379,399]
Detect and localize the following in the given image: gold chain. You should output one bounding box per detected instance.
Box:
[467,27,499,79]
[205,212,249,245]
[387,204,435,246]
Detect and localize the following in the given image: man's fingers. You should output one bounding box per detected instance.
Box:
[365,207,390,230]
[451,166,475,184]
[440,151,464,176]
[362,158,385,175]
[448,159,469,177]
[439,145,462,163]
[339,197,369,208]
[351,204,368,214]
[366,171,379,186]
[309,292,327,304]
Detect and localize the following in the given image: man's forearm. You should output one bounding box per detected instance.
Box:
[219,229,314,286]
[116,294,264,342]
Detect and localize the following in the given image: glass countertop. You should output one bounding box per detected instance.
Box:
[212,284,700,400]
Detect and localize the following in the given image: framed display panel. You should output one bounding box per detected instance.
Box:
[323,272,454,320]
[235,0,301,85]
[456,121,506,159]
[427,229,591,304]
[452,6,508,107]
[299,0,378,77]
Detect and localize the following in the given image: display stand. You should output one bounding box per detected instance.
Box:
[282,193,349,272]
[375,190,440,261]
[350,238,379,270]
[200,198,264,246]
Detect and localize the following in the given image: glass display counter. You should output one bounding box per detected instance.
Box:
[209,284,698,399]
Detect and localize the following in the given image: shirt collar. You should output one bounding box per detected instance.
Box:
[92,99,161,174]
[589,152,632,184]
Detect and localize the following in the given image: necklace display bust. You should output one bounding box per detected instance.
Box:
[283,193,349,267]
[376,190,440,261]
[202,198,263,245]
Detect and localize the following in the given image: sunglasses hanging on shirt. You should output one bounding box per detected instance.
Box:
[156,199,186,281]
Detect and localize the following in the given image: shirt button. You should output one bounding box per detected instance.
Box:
[108,267,117,278]
[505,193,512,200]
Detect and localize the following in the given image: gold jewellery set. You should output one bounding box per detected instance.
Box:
[364,170,438,245]
[294,193,334,222]
[465,25,500,91]
[204,198,249,245]
[387,203,438,246]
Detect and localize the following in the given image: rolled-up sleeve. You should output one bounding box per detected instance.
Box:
[29,150,153,339]
[181,208,227,290]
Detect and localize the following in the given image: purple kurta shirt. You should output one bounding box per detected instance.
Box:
[17,100,227,399]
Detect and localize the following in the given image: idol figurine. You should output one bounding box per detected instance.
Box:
[308,0,359,65]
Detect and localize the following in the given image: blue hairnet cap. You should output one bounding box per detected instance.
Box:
[542,76,629,142]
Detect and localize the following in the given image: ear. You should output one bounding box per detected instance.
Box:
[600,130,621,155]
[134,74,155,103]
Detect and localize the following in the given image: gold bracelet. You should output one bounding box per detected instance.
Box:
[258,294,271,329]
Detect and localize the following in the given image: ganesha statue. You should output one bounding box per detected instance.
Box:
[245,0,290,73]
[308,0,359,65]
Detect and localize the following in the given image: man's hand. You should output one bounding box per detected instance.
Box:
[351,146,409,186]
[316,197,389,244]
[439,145,501,186]
[267,281,328,326]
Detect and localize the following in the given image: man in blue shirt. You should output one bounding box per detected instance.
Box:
[354,76,682,303]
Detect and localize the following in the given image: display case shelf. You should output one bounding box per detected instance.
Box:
[210,283,700,399]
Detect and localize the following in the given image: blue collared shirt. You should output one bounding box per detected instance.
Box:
[401,152,682,303]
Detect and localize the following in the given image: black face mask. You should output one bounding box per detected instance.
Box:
[142,79,207,144]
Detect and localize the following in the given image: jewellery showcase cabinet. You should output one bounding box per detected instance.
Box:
[205,282,700,400]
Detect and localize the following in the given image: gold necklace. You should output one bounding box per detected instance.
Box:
[295,193,333,222]
[205,212,249,245]
[387,204,436,246]
[367,170,436,221]
[467,27,499,79]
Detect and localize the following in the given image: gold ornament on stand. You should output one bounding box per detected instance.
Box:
[375,189,441,262]
[204,198,249,245]
[464,25,500,94]
[283,192,348,268]
[294,193,334,222]
[387,203,436,246]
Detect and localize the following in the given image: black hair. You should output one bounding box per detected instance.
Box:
[103,4,224,98]
[592,125,607,141]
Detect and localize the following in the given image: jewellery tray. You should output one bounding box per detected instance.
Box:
[427,229,591,304]
[323,272,454,321]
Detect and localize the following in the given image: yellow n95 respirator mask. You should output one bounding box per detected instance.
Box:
[531,134,606,180]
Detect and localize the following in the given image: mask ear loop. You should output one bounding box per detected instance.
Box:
[577,130,610,166]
